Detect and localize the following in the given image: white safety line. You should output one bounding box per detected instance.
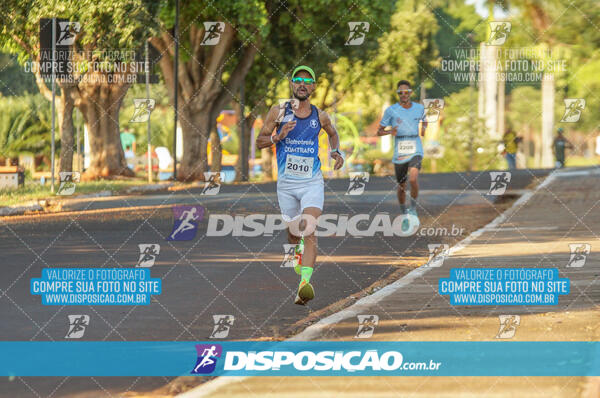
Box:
[553,167,599,177]
[486,226,559,232]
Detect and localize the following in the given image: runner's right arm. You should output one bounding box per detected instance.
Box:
[376,125,397,136]
[256,105,296,149]
[376,107,397,136]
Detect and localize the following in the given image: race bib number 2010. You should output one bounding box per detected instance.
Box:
[285,154,313,178]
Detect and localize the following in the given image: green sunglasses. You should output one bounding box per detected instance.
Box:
[291,77,315,84]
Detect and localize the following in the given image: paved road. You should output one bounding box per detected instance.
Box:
[0,169,550,397]
[187,167,600,398]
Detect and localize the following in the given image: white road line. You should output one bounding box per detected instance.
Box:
[553,167,599,177]
[486,226,559,232]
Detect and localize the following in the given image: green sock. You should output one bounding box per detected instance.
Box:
[410,197,417,210]
[300,266,313,284]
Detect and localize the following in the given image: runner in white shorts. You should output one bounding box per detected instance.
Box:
[256,65,344,305]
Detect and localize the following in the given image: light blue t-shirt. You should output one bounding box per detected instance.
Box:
[380,102,425,164]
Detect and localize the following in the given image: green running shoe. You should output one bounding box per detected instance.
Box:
[294,280,315,305]
[401,216,410,233]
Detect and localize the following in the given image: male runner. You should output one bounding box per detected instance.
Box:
[502,127,519,169]
[256,65,344,305]
[377,80,426,232]
[553,127,574,168]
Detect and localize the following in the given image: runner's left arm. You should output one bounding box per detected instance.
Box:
[420,109,428,137]
[319,110,344,170]
[566,139,575,149]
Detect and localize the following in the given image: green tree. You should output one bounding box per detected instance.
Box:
[0,52,37,96]
[428,1,487,98]
[0,94,52,158]
[506,86,541,164]
[503,0,600,166]
[438,87,500,172]
[0,0,159,178]
[149,2,266,181]
[568,58,600,132]
[151,0,390,181]
[328,1,440,128]
[120,83,173,152]
[233,1,390,181]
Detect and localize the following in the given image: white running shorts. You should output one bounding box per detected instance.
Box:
[277,172,324,222]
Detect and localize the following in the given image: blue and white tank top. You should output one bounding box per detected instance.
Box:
[275,102,322,180]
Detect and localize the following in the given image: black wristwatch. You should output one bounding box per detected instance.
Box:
[330,148,342,157]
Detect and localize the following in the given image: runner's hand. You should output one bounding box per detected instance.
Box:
[277,120,296,141]
[331,152,344,170]
[390,126,398,136]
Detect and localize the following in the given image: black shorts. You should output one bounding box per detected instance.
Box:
[394,156,422,184]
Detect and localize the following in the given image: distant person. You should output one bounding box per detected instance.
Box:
[124,145,135,170]
[502,128,520,170]
[377,80,427,234]
[553,128,574,168]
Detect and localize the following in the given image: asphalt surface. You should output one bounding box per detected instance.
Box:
[183,167,600,398]
[0,169,550,397]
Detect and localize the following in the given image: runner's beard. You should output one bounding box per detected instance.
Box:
[399,95,410,106]
[293,90,310,101]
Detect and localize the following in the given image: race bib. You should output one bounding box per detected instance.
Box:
[285,154,314,178]
[397,140,416,155]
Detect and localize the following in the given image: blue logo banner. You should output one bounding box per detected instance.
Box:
[0,341,598,376]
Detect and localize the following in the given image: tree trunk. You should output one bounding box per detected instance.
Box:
[533,131,541,168]
[541,73,555,168]
[525,125,532,160]
[497,79,505,136]
[178,106,210,181]
[80,84,133,179]
[150,26,258,182]
[58,86,76,173]
[30,51,134,179]
[235,114,255,182]
[210,128,222,173]
[31,65,76,173]
[481,43,498,140]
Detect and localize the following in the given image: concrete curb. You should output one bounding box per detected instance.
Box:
[125,183,175,193]
[0,183,174,217]
[0,202,43,216]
